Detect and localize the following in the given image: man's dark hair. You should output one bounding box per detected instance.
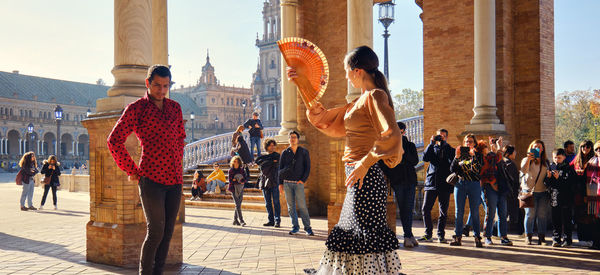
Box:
[289,130,300,139]
[146,64,172,84]
[554,148,566,156]
[253,112,259,117]
[263,138,277,151]
[563,140,574,149]
[397,121,406,130]
[503,145,515,158]
[437,128,448,135]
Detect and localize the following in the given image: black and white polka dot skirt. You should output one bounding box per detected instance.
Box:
[312,163,401,274]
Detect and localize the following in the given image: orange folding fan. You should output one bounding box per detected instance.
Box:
[277,37,329,108]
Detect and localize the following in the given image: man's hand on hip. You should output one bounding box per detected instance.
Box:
[129,174,140,182]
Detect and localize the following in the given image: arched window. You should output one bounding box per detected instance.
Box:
[20,110,23,117]
[270,59,276,69]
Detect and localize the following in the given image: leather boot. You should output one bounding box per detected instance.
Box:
[538,234,546,245]
[450,235,462,246]
[526,234,534,245]
[474,236,483,248]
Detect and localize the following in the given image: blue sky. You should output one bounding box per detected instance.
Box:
[0,0,597,96]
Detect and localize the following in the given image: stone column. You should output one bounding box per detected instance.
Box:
[84,0,182,268]
[0,138,4,155]
[465,0,505,133]
[152,0,168,66]
[19,139,22,155]
[37,140,41,156]
[346,0,374,102]
[276,0,299,141]
[95,0,153,113]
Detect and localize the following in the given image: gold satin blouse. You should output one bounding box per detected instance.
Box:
[306,89,403,168]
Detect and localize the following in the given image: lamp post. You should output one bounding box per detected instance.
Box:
[214,116,219,133]
[378,0,395,81]
[27,123,34,154]
[241,99,247,124]
[86,108,92,117]
[54,105,63,159]
[190,112,195,142]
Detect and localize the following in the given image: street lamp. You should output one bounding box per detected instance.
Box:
[214,116,219,133]
[190,112,195,142]
[241,99,247,124]
[378,0,395,81]
[86,108,92,117]
[54,105,63,159]
[27,123,34,153]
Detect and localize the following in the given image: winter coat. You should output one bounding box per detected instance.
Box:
[380,136,418,186]
[228,167,247,192]
[232,132,253,164]
[40,160,61,187]
[423,141,455,192]
[256,152,280,189]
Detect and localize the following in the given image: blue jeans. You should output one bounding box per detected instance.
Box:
[524,192,550,235]
[391,183,416,238]
[454,180,482,237]
[466,189,486,229]
[483,185,508,237]
[208,180,226,192]
[20,179,35,207]
[283,182,311,231]
[249,136,261,158]
[262,187,281,223]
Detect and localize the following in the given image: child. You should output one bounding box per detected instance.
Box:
[546,148,577,247]
[191,170,206,201]
[229,156,247,226]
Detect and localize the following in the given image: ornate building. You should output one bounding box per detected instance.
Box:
[172,53,253,138]
[0,70,200,170]
[252,0,281,127]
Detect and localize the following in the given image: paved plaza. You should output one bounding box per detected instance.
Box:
[0,174,599,275]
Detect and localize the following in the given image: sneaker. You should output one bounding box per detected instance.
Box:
[263,221,275,227]
[474,236,483,248]
[306,229,315,236]
[53,205,57,210]
[233,220,240,226]
[289,228,300,235]
[500,238,513,246]
[485,237,493,245]
[408,237,419,247]
[438,237,448,244]
[240,222,246,227]
[39,206,44,210]
[28,206,37,210]
[418,235,433,242]
[274,222,281,228]
[562,239,572,247]
[552,240,561,247]
[20,206,28,211]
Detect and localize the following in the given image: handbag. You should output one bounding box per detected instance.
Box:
[446,172,459,186]
[518,163,543,209]
[15,169,24,185]
[42,167,54,185]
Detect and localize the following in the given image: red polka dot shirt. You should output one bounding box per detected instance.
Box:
[107,92,186,185]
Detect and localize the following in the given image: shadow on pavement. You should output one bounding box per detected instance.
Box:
[184,221,328,241]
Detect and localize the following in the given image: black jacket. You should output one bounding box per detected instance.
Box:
[451,152,483,182]
[422,140,455,192]
[497,158,519,197]
[278,146,310,184]
[380,136,418,186]
[233,133,253,164]
[21,163,38,184]
[256,152,280,189]
[244,119,264,137]
[545,161,577,207]
[41,161,62,187]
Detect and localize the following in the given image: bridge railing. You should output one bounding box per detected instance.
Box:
[183,116,424,169]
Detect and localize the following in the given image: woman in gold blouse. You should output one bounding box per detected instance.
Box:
[288,46,403,274]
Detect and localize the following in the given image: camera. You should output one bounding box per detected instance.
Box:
[433,135,444,142]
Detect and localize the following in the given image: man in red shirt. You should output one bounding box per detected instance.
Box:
[107,65,185,275]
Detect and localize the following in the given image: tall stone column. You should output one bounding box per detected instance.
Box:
[276,0,299,141]
[465,0,505,133]
[83,0,181,268]
[346,0,374,102]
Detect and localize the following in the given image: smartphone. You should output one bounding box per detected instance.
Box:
[460,146,470,158]
[549,163,557,171]
[530,148,540,158]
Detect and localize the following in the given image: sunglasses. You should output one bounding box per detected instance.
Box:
[595,148,600,152]
[582,145,592,149]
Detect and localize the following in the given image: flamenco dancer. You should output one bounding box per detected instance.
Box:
[287,45,404,274]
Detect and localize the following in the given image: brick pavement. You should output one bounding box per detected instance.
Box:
[0,176,599,275]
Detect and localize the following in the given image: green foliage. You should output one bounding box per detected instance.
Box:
[393,88,423,120]
[555,89,599,148]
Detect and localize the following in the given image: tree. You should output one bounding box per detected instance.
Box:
[554,89,598,148]
[393,88,423,120]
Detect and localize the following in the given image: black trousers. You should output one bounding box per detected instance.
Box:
[551,205,573,242]
[138,177,182,275]
[41,185,58,206]
[421,189,451,238]
[191,187,204,198]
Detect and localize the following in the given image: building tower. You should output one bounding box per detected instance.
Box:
[252,0,281,127]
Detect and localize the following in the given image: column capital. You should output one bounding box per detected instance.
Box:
[280,0,298,7]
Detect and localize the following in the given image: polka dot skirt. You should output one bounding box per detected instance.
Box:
[310,164,402,274]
